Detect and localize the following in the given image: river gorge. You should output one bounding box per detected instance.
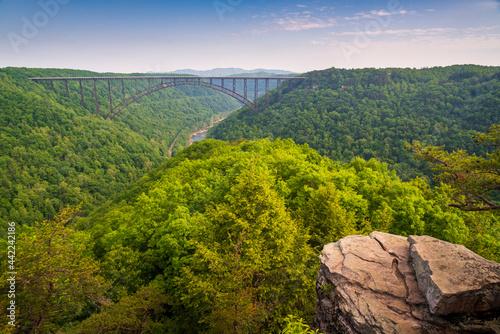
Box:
[189,117,227,145]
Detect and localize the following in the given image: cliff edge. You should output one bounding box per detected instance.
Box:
[314,232,500,333]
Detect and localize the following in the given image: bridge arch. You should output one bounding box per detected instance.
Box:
[29,76,304,119]
[106,78,257,120]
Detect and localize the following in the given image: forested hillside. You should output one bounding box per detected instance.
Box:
[1,66,498,333]
[2,138,497,333]
[0,67,240,225]
[209,65,500,181]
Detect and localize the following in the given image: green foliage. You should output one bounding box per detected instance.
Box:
[69,285,169,334]
[3,64,500,332]
[280,315,323,334]
[0,67,239,226]
[0,207,106,333]
[408,125,500,211]
[406,125,500,262]
[179,165,316,332]
[209,65,500,182]
[82,138,498,333]
[319,283,334,295]
[298,184,358,249]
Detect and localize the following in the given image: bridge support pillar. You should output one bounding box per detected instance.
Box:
[79,80,84,107]
[254,79,259,113]
[108,79,113,115]
[265,79,270,108]
[65,80,69,98]
[29,76,304,118]
[93,79,99,115]
[278,79,282,102]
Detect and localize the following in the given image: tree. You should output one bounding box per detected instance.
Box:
[0,207,106,333]
[280,315,323,334]
[177,164,316,333]
[69,285,169,334]
[407,125,500,211]
[298,184,358,249]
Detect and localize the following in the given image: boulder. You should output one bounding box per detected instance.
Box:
[409,235,500,315]
[314,232,500,334]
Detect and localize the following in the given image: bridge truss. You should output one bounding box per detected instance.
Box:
[29,76,304,119]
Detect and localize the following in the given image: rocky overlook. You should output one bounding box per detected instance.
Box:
[314,232,500,333]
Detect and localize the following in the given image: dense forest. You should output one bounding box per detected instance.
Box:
[209,65,500,181]
[0,68,240,226]
[0,65,499,333]
[1,138,498,333]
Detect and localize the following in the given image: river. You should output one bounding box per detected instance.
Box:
[189,117,226,145]
[190,131,208,144]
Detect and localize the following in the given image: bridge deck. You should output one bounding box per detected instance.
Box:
[29,75,305,118]
[29,76,304,81]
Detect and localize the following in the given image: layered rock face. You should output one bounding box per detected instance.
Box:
[314,232,500,334]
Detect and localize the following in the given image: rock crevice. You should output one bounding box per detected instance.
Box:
[314,232,500,333]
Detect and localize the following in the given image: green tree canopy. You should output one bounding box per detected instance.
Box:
[407,125,500,211]
[0,207,106,333]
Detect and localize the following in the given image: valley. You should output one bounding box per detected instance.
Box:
[2,0,499,332]
[0,65,498,334]
[209,65,500,182]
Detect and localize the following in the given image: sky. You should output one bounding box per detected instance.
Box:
[0,0,499,73]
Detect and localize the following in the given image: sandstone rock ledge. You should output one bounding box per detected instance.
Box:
[314,232,500,334]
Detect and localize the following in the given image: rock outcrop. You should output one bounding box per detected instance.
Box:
[314,232,500,334]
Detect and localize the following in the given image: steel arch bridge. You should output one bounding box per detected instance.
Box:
[29,76,304,119]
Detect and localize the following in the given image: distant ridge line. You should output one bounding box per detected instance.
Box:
[166,68,298,76]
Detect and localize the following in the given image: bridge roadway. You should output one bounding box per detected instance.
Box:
[29,76,304,119]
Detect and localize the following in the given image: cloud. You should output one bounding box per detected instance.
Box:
[275,16,337,31]
[345,9,411,20]
[236,6,338,36]
[346,12,372,20]
[464,25,499,32]
[297,4,307,8]
[477,1,500,10]
[231,28,271,36]
[326,26,500,57]
[330,27,457,37]
[371,9,404,16]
